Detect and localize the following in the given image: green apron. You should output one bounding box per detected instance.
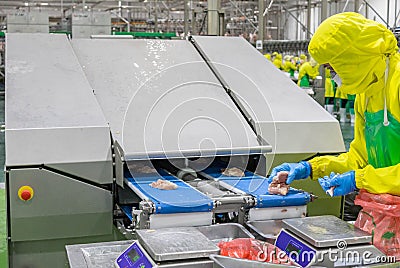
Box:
[289,69,295,77]
[365,109,400,168]
[299,74,310,87]
[347,94,356,101]
[364,60,400,168]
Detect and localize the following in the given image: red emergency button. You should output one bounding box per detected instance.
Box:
[18,186,34,201]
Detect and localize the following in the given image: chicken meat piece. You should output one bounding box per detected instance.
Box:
[268,183,289,195]
[149,179,178,190]
[271,171,289,183]
[268,171,290,195]
[137,165,157,174]
[222,167,245,177]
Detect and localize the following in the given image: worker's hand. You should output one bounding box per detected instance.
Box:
[318,171,357,197]
[268,161,311,184]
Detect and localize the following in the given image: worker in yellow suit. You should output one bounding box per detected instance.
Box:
[325,68,349,121]
[297,58,319,87]
[272,52,284,70]
[293,56,301,68]
[283,55,297,78]
[324,68,335,114]
[299,54,307,66]
[269,12,400,196]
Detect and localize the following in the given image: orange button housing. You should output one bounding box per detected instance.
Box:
[18,186,34,201]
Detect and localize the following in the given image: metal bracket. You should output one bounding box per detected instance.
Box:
[138,201,155,229]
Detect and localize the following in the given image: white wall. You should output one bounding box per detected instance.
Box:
[364,0,398,29]
[284,0,400,41]
[285,5,320,41]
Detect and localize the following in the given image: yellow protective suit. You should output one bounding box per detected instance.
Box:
[297,61,319,86]
[308,12,400,195]
[283,56,297,73]
[273,54,284,70]
[299,54,307,66]
[324,68,335,98]
[335,84,348,99]
[264,53,272,61]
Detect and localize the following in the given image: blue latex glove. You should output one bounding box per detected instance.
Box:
[268,161,311,184]
[318,171,357,197]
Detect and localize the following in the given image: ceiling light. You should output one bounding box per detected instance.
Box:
[41,2,49,6]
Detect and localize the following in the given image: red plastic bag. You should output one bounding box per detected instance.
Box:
[355,190,400,260]
[218,238,252,259]
[217,238,292,265]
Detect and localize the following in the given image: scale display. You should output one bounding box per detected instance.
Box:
[275,229,316,268]
[115,242,154,268]
[285,240,303,255]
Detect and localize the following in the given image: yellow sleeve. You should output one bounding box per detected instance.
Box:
[309,96,368,179]
[356,164,400,195]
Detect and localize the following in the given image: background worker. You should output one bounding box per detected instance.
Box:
[283,55,297,78]
[293,56,301,68]
[272,52,284,70]
[269,12,400,197]
[264,53,272,62]
[324,68,335,115]
[299,53,307,67]
[297,58,319,87]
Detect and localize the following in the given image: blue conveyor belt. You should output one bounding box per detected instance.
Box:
[203,166,310,208]
[120,205,134,220]
[125,169,213,214]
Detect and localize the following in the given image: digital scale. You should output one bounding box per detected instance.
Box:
[115,242,156,268]
[274,215,385,268]
[114,227,219,268]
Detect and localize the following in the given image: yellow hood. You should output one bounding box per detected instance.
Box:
[308,12,398,95]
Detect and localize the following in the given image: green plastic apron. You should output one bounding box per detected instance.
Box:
[365,110,400,168]
[364,60,400,168]
[289,69,295,77]
[299,74,310,87]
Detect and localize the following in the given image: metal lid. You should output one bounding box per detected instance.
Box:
[282,216,372,248]
[136,227,219,261]
[71,39,271,161]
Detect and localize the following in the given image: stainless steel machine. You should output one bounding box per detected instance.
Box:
[5,33,345,267]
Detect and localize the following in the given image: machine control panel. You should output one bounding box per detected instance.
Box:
[115,242,154,268]
[275,229,316,268]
